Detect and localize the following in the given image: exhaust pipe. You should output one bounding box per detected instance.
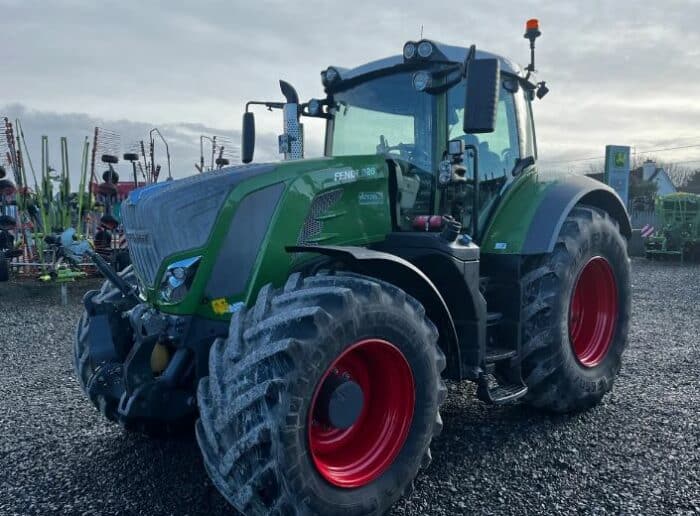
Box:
[278,80,303,161]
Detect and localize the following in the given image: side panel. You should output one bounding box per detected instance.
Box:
[205,183,286,299]
[241,156,392,312]
[481,170,632,255]
[479,170,549,254]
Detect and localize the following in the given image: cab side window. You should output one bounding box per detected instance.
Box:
[449,83,520,181]
[448,81,521,232]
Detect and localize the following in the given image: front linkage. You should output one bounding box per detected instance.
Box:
[77,259,212,432]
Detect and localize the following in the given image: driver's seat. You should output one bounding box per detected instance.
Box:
[478,142,502,180]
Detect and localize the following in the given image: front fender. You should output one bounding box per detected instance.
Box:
[286,245,463,379]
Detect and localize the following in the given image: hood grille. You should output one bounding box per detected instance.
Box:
[121,163,274,286]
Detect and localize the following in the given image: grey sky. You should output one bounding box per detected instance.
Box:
[3,0,700,183]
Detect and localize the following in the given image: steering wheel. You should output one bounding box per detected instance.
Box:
[383,143,428,163]
[501,148,515,166]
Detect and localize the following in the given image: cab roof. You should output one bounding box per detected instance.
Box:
[329,41,524,83]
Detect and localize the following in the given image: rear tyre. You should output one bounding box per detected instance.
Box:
[520,206,631,413]
[196,271,447,515]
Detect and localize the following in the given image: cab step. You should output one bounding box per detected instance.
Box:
[486,311,503,325]
[485,347,517,363]
[485,311,517,364]
[476,374,528,405]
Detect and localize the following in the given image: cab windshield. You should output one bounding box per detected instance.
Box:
[330,71,436,171]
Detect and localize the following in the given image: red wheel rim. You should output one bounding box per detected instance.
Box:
[308,339,415,488]
[569,256,618,367]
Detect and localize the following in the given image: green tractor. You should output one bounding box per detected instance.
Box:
[74,20,631,515]
[645,192,700,261]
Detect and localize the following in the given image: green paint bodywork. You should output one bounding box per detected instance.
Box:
[148,158,567,320]
[144,154,582,320]
[139,145,621,322]
[149,155,392,319]
[480,169,554,254]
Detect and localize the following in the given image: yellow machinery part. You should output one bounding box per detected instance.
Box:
[150,343,171,374]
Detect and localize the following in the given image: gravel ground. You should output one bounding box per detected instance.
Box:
[0,259,698,516]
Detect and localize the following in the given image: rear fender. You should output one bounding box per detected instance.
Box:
[482,173,632,255]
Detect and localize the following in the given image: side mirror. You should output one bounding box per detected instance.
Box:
[463,58,500,134]
[241,112,255,164]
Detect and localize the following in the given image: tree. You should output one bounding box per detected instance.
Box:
[679,169,700,194]
[629,179,657,211]
[631,155,695,187]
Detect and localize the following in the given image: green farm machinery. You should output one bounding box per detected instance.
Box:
[645,192,700,261]
[73,20,632,515]
[0,120,146,283]
[0,118,101,283]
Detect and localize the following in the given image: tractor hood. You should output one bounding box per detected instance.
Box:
[121,163,274,287]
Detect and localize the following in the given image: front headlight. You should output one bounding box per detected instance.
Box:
[159,256,201,303]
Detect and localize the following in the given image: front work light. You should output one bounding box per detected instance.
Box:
[160,256,201,303]
[308,98,322,115]
[412,71,432,92]
[321,67,341,87]
[403,42,417,60]
[417,40,434,58]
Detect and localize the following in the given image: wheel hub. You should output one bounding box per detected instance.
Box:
[314,372,364,430]
[308,339,415,489]
[569,256,618,367]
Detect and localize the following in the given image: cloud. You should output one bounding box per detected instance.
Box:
[0,103,289,185]
[2,0,700,178]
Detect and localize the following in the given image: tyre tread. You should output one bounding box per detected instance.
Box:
[197,271,445,515]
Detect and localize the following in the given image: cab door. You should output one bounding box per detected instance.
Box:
[448,80,521,236]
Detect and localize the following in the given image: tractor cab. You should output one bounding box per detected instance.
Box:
[319,42,540,240]
[243,26,548,244]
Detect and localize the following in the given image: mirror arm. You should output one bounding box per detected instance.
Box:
[461,44,476,78]
[245,101,285,112]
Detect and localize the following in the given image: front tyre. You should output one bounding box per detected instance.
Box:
[520,206,631,413]
[74,267,136,424]
[196,271,447,515]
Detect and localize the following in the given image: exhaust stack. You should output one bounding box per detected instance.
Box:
[278,80,303,160]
